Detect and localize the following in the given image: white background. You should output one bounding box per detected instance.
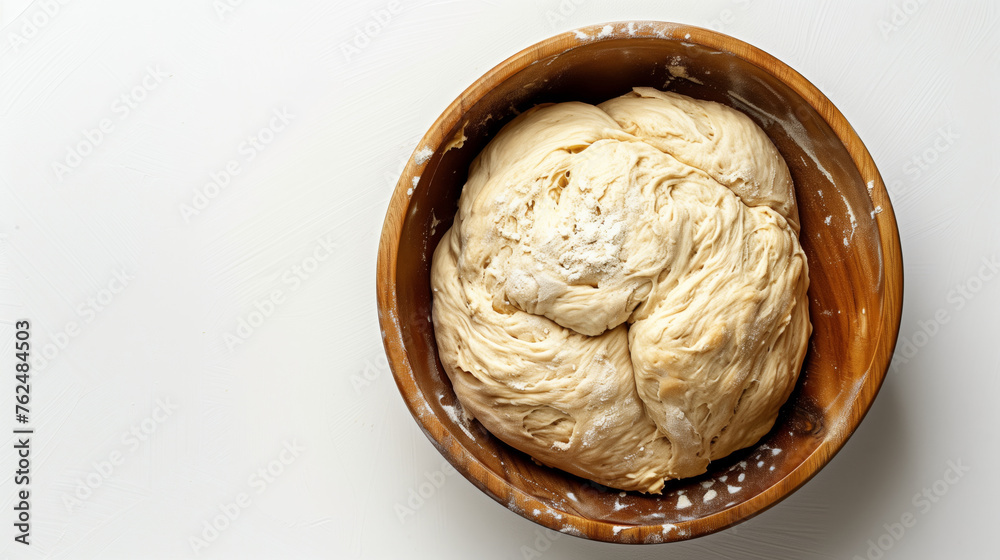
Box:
[0,1,997,559]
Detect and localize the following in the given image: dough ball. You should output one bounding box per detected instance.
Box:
[430,87,810,493]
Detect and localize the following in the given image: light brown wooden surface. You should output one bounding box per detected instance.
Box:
[376,21,903,544]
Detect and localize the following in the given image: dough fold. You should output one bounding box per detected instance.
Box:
[431,87,811,493]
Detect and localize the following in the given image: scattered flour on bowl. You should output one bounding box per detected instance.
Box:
[598,25,614,37]
[559,526,585,536]
[728,91,835,184]
[824,215,832,225]
[414,146,434,165]
[703,489,717,502]
[441,401,475,440]
[676,494,692,509]
[727,485,742,494]
[844,196,859,229]
[667,64,703,85]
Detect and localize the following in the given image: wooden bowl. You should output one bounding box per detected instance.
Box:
[376,21,903,543]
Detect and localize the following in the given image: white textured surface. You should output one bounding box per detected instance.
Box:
[0,1,996,558]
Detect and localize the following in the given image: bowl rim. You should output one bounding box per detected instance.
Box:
[376,20,904,544]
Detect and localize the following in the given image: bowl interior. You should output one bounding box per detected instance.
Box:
[384,23,897,543]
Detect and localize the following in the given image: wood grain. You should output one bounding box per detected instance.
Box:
[376,21,903,544]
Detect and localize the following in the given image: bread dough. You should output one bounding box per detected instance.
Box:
[430,87,811,493]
